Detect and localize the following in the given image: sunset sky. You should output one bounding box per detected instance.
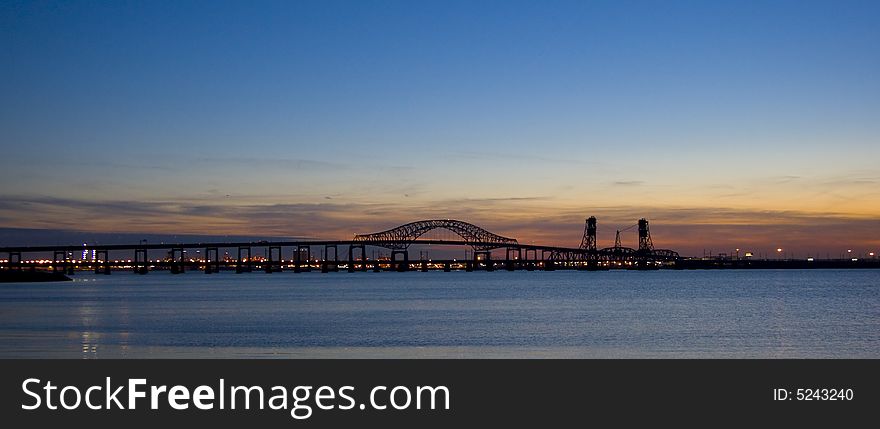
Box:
[2,0,879,257]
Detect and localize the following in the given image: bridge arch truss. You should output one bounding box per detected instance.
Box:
[353,219,518,251]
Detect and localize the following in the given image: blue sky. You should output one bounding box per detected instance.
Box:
[1,0,879,255]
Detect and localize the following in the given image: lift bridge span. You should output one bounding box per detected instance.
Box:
[0,218,679,274]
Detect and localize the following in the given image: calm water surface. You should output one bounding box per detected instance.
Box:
[0,270,878,358]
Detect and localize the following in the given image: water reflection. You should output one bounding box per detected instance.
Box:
[80,331,98,358]
[0,270,877,358]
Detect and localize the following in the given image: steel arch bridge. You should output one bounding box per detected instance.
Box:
[353,219,518,250]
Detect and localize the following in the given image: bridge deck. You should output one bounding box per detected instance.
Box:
[0,239,585,254]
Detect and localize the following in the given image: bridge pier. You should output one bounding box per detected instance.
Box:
[391,250,408,272]
[6,252,21,271]
[443,261,451,272]
[52,250,68,274]
[322,244,338,273]
[294,245,311,273]
[474,251,492,271]
[348,244,367,273]
[236,246,252,273]
[266,246,282,273]
[204,247,220,274]
[372,260,381,272]
[524,249,537,271]
[50,250,75,275]
[420,260,428,272]
[170,247,185,274]
[505,247,519,271]
[134,248,148,274]
[95,250,111,274]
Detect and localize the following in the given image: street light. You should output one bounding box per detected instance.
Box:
[776,248,783,260]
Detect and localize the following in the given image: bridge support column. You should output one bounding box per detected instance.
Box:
[95,250,110,275]
[391,250,408,272]
[236,246,252,273]
[53,250,65,273]
[361,246,369,272]
[348,244,366,273]
[420,260,428,272]
[266,246,282,273]
[525,249,536,271]
[7,252,22,271]
[67,254,75,274]
[474,251,492,271]
[505,248,517,271]
[586,256,599,271]
[372,260,381,272]
[294,245,311,273]
[170,247,185,274]
[322,245,338,273]
[444,261,451,272]
[205,247,220,274]
[50,251,73,275]
[134,248,148,274]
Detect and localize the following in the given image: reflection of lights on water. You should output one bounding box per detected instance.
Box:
[78,304,101,358]
[81,331,98,357]
[120,332,130,356]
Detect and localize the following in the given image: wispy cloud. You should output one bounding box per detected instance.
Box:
[193,156,349,170]
[448,150,606,167]
[769,175,801,183]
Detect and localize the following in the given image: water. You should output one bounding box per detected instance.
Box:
[0,270,878,358]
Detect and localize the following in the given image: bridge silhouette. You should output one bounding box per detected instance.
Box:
[0,217,679,274]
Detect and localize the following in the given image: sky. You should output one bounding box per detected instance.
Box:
[1,0,879,257]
